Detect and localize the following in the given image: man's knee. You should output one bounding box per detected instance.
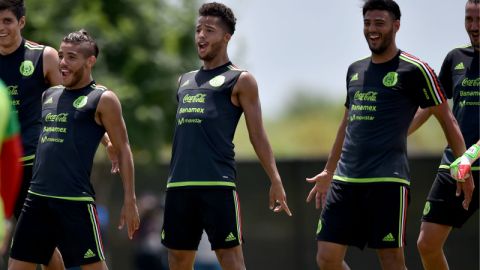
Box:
[168,250,196,269]
[215,247,245,270]
[377,248,406,269]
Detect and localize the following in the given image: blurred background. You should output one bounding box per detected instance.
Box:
[17,0,479,269]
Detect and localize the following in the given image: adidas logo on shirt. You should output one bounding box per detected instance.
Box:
[382,233,395,242]
[44,97,53,105]
[84,249,96,259]
[225,232,237,242]
[454,62,465,70]
[350,73,359,82]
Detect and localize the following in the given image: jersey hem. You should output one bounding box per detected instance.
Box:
[28,190,94,202]
[166,181,236,189]
[333,175,410,185]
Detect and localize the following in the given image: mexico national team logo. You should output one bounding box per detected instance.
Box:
[73,96,88,109]
[19,60,35,76]
[383,72,398,87]
[209,75,226,87]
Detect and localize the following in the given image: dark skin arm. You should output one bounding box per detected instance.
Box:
[430,102,473,210]
[306,109,349,209]
[232,72,292,216]
[95,90,140,239]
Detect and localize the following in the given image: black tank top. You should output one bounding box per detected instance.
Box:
[29,82,106,200]
[0,39,50,162]
[167,62,244,189]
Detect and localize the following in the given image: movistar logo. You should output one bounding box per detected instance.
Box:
[350,73,359,82]
[225,232,236,242]
[423,201,431,215]
[73,96,88,109]
[459,100,466,107]
[83,249,96,259]
[382,233,395,242]
[209,75,226,87]
[44,97,53,105]
[181,80,190,87]
[454,62,465,70]
[183,93,206,104]
[19,60,35,76]
[161,230,165,240]
[383,72,398,87]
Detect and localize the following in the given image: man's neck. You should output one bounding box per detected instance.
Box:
[371,46,399,64]
[202,54,230,70]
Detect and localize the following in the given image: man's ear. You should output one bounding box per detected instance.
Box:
[87,55,97,68]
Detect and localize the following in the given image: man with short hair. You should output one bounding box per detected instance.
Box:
[411,1,479,269]
[306,0,470,269]
[161,3,291,270]
[8,29,140,270]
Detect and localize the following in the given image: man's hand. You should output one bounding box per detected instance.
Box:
[118,199,140,240]
[455,175,475,211]
[269,182,292,216]
[306,170,333,209]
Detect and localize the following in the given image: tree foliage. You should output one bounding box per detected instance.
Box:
[24,0,199,163]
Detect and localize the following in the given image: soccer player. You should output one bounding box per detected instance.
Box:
[306,0,468,269]
[8,29,140,270]
[161,3,291,270]
[0,1,66,268]
[0,0,62,218]
[0,82,22,247]
[411,1,479,269]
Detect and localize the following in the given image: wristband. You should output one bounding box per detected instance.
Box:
[463,144,480,164]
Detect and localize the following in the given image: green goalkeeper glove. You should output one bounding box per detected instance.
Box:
[450,144,480,181]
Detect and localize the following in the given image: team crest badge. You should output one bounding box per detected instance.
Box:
[423,201,431,215]
[209,75,225,87]
[383,72,398,87]
[73,96,88,109]
[19,60,35,76]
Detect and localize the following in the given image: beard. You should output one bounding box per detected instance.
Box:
[366,29,395,55]
[63,68,85,88]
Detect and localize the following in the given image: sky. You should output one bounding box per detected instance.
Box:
[195,1,470,118]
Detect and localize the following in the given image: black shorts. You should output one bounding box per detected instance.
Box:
[161,188,243,250]
[422,169,479,228]
[317,181,410,249]
[10,193,105,268]
[14,164,33,219]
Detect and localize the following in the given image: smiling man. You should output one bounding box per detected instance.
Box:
[8,29,140,270]
[306,0,469,269]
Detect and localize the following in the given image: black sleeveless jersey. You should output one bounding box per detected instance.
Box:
[0,39,50,163]
[438,45,479,170]
[336,51,446,185]
[29,82,106,200]
[167,62,244,189]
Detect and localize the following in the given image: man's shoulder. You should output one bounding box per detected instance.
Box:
[398,51,436,74]
[24,40,46,51]
[348,55,370,69]
[444,45,474,59]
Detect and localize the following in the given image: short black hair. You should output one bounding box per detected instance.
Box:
[468,0,479,4]
[363,0,401,21]
[0,0,25,20]
[199,2,236,35]
[62,29,99,58]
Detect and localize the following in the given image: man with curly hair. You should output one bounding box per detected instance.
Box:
[161,2,291,270]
